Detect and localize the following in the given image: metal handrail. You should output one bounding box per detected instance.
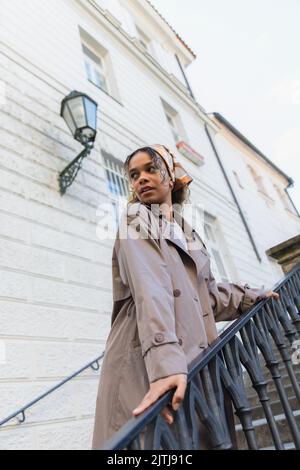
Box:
[0,353,104,427]
[2,264,299,450]
[100,263,300,450]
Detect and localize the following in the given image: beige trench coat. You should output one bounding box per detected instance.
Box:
[92,202,267,449]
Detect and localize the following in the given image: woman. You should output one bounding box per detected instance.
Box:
[92,144,279,449]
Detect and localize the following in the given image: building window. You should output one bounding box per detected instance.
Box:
[248,165,276,207]
[166,113,181,143]
[79,27,121,103]
[233,170,244,189]
[101,150,129,198]
[193,207,231,282]
[161,99,186,145]
[82,43,108,93]
[101,150,129,226]
[248,165,269,196]
[274,184,294,212]
[135,25,152,53]
[204,216,230,283]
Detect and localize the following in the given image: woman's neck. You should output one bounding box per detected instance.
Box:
[161,205,174,222]
[143,200,174,222]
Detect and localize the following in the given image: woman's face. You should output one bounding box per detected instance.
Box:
[128,151,173,205]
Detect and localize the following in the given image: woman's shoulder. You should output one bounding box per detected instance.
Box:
[120,201,150,224]
[117,202,160,243]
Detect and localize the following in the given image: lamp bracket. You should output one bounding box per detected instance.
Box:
[58,143,93,195]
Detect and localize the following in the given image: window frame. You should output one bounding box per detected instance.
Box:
[135,25,151,53]
[274,183,296,213]
[82,42,109,93]
[165,112,182,143]
[233,170,244,189]
[204,219,231,283]
[101,150,129,227]
[101,151,129,199]
[248,165,269,196]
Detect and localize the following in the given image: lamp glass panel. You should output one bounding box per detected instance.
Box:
[84,97,97,130]
[67,96,86,129]
[62,104,76,136]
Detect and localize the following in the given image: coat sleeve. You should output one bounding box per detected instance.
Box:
[207,267,269,322]
[116,205,188,383]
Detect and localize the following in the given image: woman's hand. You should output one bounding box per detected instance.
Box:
[263,290,280,301]
[132,373,187,425]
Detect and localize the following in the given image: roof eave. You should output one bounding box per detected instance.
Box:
[133,0,196,62]
[212,112,293,187]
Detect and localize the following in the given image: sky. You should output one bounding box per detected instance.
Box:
[152,0,300,213]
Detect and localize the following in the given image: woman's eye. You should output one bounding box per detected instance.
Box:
[130,166,156,179]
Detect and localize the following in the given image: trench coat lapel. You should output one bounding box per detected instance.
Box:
[150,204,209,278]
[130,202,209,279]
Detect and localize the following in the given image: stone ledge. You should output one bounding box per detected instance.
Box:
[266,234,300,273]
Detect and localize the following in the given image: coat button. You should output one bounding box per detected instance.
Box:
[135,224,140,232]
[173,289,181,297]
[193,296,199,302]
[154,333,164,343]
[178,338,183,346]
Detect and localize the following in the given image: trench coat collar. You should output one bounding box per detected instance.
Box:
[141,202,209,276]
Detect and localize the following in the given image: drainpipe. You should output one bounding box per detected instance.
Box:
[204,123,262,263]
[284,182,300,218]
[175,54,195,101]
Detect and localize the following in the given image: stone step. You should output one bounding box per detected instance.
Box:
[244,363,300,385]
[244,371,300,405]
[278,362,300,375]
[267,373,299,388]
[265,363,300,378]
[247,383,296,407]
[235,409,300,449]
[243,356,300,388]
[246,395,299,421]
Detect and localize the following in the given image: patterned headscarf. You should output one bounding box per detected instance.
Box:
[148,144,193,192]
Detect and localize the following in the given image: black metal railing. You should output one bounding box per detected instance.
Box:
[100,263,300,450]
[0,353,104,427]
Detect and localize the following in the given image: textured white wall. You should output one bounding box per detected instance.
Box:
[210,129,300,252]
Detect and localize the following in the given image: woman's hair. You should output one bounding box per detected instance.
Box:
[122,146,190,208]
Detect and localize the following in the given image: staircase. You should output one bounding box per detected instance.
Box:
[1,264,299,450]
[235,346,300,449]
[100,263,300,450]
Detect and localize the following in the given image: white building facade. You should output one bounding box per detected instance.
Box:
[207,113,300,284]
[0,0,299,449]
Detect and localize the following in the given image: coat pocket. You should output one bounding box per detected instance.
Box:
[111,344,148,431]
[131,324,141,349]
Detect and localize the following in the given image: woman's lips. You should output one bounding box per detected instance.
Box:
[141,188,154,194]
